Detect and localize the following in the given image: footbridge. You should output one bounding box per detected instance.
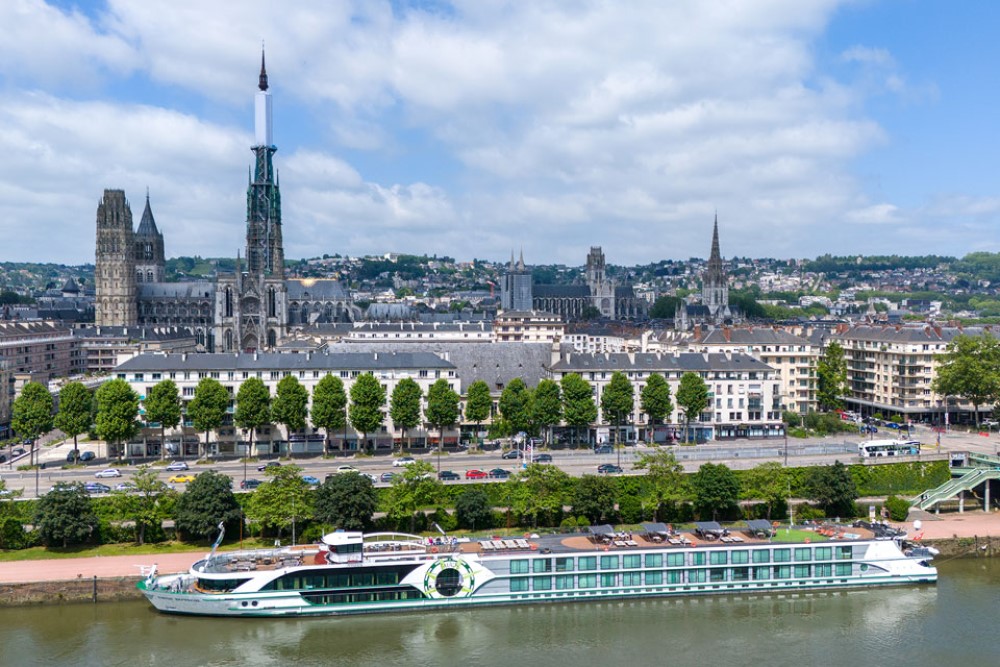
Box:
[913,452,1000,512]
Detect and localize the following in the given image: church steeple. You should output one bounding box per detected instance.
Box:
[702,213,729,317]
[258,47,269,91]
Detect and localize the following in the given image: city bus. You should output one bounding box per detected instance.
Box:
[858,439,921,458]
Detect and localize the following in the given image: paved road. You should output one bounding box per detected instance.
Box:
[0,424,991,498]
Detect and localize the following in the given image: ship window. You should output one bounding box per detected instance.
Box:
[732,567,749,582]
[836,546,853,560]
[666,553,685,567]
[435,568,463,597]
[794,565,811,578]
[709,568,727,583]
[600,573,617,587]
[623,572,642,586]
[774,565,792,579]
[835,564,852,576]
[731,550,749,565]
[752,567,770,581]
[600,555,619,570]
[772,549,791,563]
[509,579,529,593]
[578,574,597,588]
[814,547,832,561]
[510,560,529,574]
[533,576,552,591]
[690,552,706,566]
[623,555,641,569]
[645,571,663,585]
[578,557,597,571]
[816,564,833,577]
[752,550,770,564]
[645,554,663,568]
[533,559,552,573]
[556,557,574,572]
[709,552,727,565]
[687,570,706,583]
[794,548,812,562]
[666,570,682,584]
[555,575,575,590]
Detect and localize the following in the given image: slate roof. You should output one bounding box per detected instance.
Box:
[137,282,215,299]
[695,328,811,346]
[834,324,988,344]
[322,341,554,389]
[533,284,590,298]
[116,350,455,372]
[286,279,349,300]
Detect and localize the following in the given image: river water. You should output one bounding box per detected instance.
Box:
[0,558,995,667]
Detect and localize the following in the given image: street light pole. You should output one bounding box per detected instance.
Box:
[783,429,788,467]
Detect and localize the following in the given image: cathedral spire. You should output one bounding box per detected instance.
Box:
[709,213,721,266]
[258,45,268,91]
[517,248,525,271]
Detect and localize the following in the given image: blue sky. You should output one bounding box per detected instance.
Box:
[2,0,999,266]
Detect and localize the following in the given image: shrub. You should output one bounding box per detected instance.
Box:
[794,504,826,522]
[883,496,911,521]
[559,517,578,532]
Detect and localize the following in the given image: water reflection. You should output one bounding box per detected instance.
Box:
[0,560,995,667]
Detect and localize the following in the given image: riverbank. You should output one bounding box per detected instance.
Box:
[3,511,999,606]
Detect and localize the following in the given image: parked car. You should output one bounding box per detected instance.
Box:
[11,447,25,456]
[165,461,189,472]
[594,445,613,454]
[336,465,359,474]
[257,461,281,472]
[501,449,521,460]
[363,472,379,483]
[115,482,136,492]
[66,450,80,463]
[465,469,488,480]
[302,475,321,486]
[380,471,399,483]
[168,474,196,484]
[95,468,122,478]
[0,454,6,463]
[534,453,553,463]
[84,482,110,494]
[598,463,623,474]
[489,467,511,479]
[240,478,261,490]
[80,451,95,462]
[393,457,416,468]
[438,470,461,481]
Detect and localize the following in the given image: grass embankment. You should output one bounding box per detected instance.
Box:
[0,538,279,563]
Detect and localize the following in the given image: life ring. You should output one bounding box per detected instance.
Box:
[431,546,439,554]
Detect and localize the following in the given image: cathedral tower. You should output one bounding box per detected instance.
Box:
[94,189,137,326]
[214,49,288,352]
[702,214,730,318]
[500,249,533,311]
[134,191,166,283]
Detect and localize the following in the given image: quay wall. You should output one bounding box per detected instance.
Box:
[0,576,143,607]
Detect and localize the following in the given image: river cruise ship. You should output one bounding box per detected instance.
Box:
[138,521,937,617]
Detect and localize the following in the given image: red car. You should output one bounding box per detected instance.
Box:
[465,469,488,480]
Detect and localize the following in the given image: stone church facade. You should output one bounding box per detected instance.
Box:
[94,53,352,351]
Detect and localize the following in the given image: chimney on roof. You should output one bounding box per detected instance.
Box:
[254,351,258,361]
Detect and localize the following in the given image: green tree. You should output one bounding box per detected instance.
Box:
[464,380,493,447]
[932,333,1000,427]
[0,479,29,549]
[741,461,789,520]
[571,474,618,524]
[34,482,97,547]
[12,381,53,466]
[427,378,461,456]
[691,462,740,521]
[816,340,849,412]
[245,464,313,540]
[235,377,272,459]
[111,465,175,544]
[349,373,386,451]
[454,487,493,531]
[389,378,423,451]
[676,372,710,443]
[649,295,682,319]
[807,461,859,518]
[187,378,230,460]
[311,374,348,452]
[640,373,673,427]
[561,373,597,446]
[143,379,181,461]
[54,381,91,463]
[530,379,562,445]
[634,449,686,521]
[601,371,634,447]
[507,463,571,528]
[385,460,441,532]
[499,378,532,435]
[94,378,139,462]
[271,375,309,444]
[173,470,243,543]
[314,471,378,531]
